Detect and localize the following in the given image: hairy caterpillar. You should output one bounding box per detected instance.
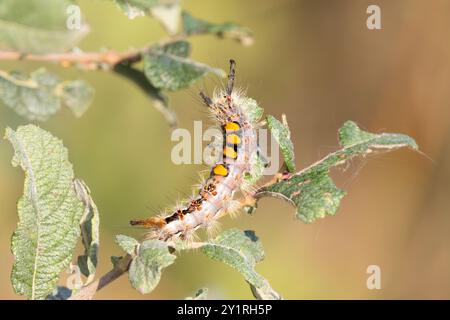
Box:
[131,60,262,241]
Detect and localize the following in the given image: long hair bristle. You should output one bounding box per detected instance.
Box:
[130,217,166,228]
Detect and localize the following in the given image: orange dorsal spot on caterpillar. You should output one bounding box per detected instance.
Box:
[213,164,229,176]
[226,134,241,145]
[224,122,240,132]
[224,146,238,159]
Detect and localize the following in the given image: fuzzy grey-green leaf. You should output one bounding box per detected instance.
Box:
[0,0,88,54]
[267,115,296,172]
[60,80,95,118]
[201,229,280,300]
[0,69,94,121]
[110,256,123,268]
[243,152,266,190]
[241,97,264,123]
[114,0,178,17]
[250,281,282,300]
[0,69,60,121]
[114,0,180,34]
[256,121,418,223]
[74,179,100,280]
[115,234,139,255]
[143,40,224,91]
[258,169,346,223]
[128,239,176,294]
[182,11,253,46]
[148,1,180,34]
[241,98,265,190]
[5,125,84,300]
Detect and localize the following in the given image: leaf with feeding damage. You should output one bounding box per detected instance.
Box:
[255,121,419,223]
[0,68,94,121]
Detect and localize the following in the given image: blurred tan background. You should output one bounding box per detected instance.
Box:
[0,0,449,299]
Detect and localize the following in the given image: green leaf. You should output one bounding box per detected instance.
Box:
[5,125,84,300]
[241,97,264,123]
[74,179,100,282]
[256,121,419,223]
[241,98,266,192]
[249,282,282,300]
[0,69,60,121]
[148,1,180,35]
[201,229,280,300]
[115,234,139,255]
[60,80,95,118]
[185,288,208,300]
[114,0,178,16]
[0,68,95,121]
[260,171,345,224]
[114,0,180,34]
[182,11,254,46]
[243,152,266,189]
[128,239,177,294]
[267,114,296,172]
[0,0,88,54]
[242,153,266,216]
[110,256,123,268]
[143,40,225,91]
[114,0,146,19]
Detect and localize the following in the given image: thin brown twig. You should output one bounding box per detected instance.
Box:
[69,254,133,300]
[0,34,187,69]
[0,34,188,128]
[0,50,133,67]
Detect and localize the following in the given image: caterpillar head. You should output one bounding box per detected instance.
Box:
[199,59,241,124]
